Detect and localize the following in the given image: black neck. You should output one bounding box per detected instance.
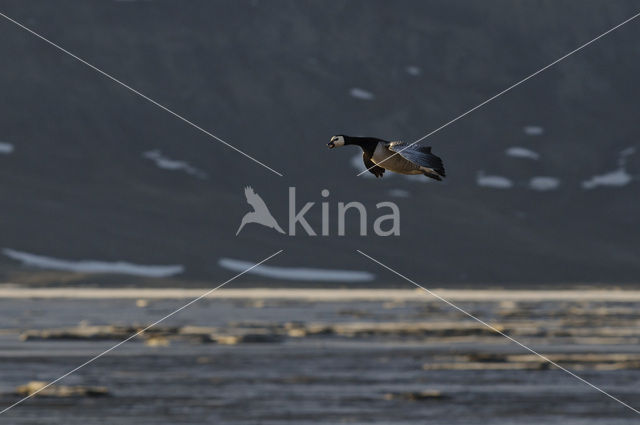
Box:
[343,136,381,153]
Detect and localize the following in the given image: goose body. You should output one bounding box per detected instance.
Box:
[328,135,446,181]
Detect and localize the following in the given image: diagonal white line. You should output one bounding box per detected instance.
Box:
[0,11,283,177]
[0,249,283,415]
[356,249,640,415]
[358,10,640,176]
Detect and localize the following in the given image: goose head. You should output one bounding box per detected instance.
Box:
[327,135,346,149]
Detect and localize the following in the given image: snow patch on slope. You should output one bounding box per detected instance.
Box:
[477,172,513,189]
[506,147,540,160]
[582,169,632,189]
[405,66,421,76]
[3,248,184,277]
[582,146,636,189]
[143,150,207,179]
[529,177,560,191]
[219,258,375,282]
[388,189,410,198]
[349,88,375,100]
[523,126,544,136]
[0,142,14,154]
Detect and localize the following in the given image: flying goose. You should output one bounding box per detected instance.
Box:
[327,135,446,181]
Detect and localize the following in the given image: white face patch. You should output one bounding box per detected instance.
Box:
[331,135,345,147]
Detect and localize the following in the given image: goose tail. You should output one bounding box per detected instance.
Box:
[421,148,446,178]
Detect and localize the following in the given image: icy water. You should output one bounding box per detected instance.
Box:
[0,292,639,424]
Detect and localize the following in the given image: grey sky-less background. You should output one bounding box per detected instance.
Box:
[1,0,639,286]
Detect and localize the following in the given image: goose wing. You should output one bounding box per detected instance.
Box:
[387,142,446,177]
[362,151,385,178]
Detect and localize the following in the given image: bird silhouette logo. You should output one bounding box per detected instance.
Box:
[236,186,286,236]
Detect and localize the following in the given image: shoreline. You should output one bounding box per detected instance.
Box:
[1,286,640,301]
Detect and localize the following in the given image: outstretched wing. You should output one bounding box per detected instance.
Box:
[362,152,385,178]
[244,186,270,212]
[387,142,446,177]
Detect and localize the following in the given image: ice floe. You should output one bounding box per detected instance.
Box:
[476,172,513,189]
[0,142,14,154]
[142,150,207,179]
[405,66,421,76]
[523,126,544,136]
[2,249,184,277]
[349,88,375,100]
[505,147,540,160]
[219,258,375,282]
[529,177,560,191]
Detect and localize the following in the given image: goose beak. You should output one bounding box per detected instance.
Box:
[327,141,335,149]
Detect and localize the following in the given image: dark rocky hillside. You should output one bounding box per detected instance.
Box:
[0,0,639,286]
